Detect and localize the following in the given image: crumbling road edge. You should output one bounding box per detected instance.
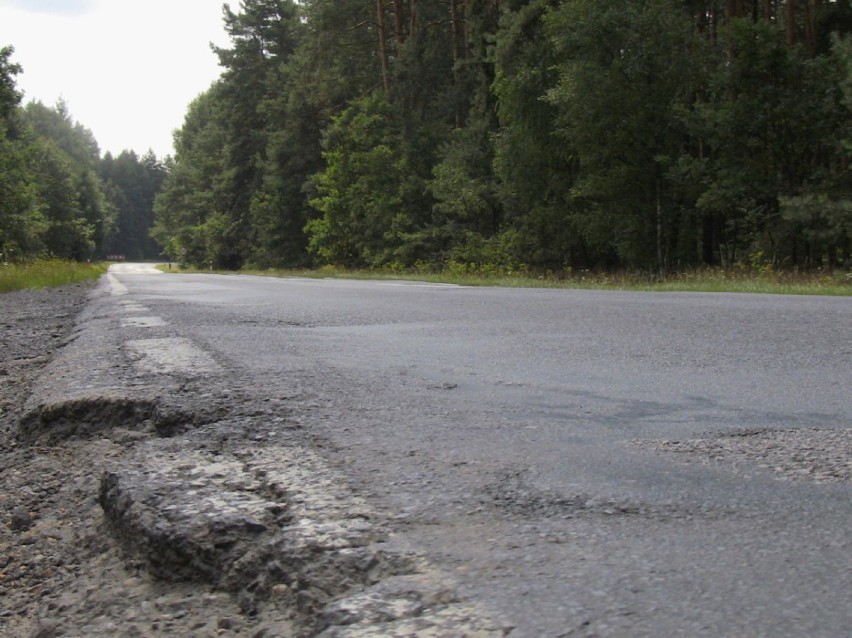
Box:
[17,275,512,637]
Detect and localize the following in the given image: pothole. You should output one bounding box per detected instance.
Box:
[18,395,159,443]
[16,395,229,443]
[640,427,852,484]
[99,445,414,615]
[98,441,511,635]
[483,470,703,521]
[485,471,637,518]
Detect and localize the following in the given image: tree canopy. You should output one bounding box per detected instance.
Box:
[151,0,852,273]
[0,46,165,263]
[10,2,849,272]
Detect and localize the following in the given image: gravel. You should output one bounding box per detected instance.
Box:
[642,427,851,484]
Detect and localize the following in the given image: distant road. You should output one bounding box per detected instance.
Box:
[104,265,852,637]
[107,262,163,275]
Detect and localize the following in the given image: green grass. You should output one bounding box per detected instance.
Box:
[0,259,108,294]
[162,263,852,296]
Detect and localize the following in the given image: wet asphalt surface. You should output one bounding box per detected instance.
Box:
[106,266,851,637]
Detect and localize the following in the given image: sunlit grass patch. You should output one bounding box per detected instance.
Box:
[626,268,852,296]
[0,260,108,294]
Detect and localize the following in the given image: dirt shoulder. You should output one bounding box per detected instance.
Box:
[0,284,105,635]
[0,285,275,637]
[0,284,91,448]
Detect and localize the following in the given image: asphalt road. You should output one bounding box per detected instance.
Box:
[105,264,851,637]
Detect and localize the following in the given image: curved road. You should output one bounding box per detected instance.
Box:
[104,264,851,637]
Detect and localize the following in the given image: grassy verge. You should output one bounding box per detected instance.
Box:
[0,260,108,294]
[162,264,852,296]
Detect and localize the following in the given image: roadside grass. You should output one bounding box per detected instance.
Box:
[0,260,108,294]
[161,264,852,296]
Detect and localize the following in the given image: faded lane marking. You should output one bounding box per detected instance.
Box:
[109,263,164,275]
[118,303,150,314]
[107,274,128,296]
[121,317,167,328]
[125,337,220,376]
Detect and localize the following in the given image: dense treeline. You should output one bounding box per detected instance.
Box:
[154,0,852,273]
[0,46,165,263]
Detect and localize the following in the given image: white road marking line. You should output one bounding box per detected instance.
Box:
[125,337,220,376]
[121,316,167,328]
[118,303,150,313]
[107,273,128,296]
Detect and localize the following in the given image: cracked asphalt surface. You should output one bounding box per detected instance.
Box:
[3,264,851,637]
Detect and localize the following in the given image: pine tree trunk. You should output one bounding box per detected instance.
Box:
[463,0,472,58]
[376,0,391,91]
[786,0,796,45]
[725,0,746,20]
[392,0,406,45]
[725,0,736,20]
[450,0,462,69]
[805,0,822,54]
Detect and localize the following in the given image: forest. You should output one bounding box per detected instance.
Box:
[4,1,852,275]
[0,45,165,264]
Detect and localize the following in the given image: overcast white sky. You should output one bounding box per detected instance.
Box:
[0,0,230,158]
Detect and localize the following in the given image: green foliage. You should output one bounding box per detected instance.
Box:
[0,132,40,258]
[428,125,501,264]
[212,0,305,268]
[150,0,852,276]
[17,104,120,261]
[1,49,40,260]
[100,151,166,259]
[0,45,22,121]
[545,0,698,271]
[25,100,100,166]
[7,4,852,274]
[0,52,158,264]
[307,93,425,267]
[154,1,310,270]
[152,87,229,267]
[492,0,583,269]
[677,20,851,267]
[779,195,852,266]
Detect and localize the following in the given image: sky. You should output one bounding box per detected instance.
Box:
[0,0,230,158]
